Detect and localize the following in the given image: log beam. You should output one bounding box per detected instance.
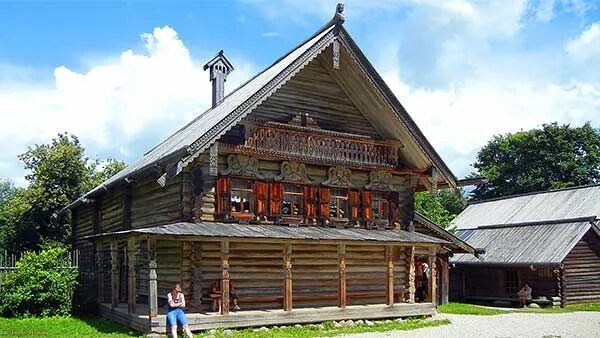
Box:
[126,239,137,314]
[283,243,293,312]
[408,246,415,303]
[110,241,120,309]
[147,237,159,328]
[221,240,230,315]
[338,244,347,308]
[385,246,394,306]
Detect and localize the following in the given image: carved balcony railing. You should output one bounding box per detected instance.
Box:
[221,121,402,169]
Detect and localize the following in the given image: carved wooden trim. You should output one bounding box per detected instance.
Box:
[365,170,394,190]
[222,154,264,179]
[323,166,352,187]
[275,161,312,183]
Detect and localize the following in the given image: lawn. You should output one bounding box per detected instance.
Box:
[0,316,449,338]
[0,317,142,337]
[438,302,600,316]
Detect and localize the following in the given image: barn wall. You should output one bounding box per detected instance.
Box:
[564,230,600,304]
[131,174,183,229]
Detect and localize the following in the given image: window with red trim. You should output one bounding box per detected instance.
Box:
[371,192,390,220]
[328,188,348,219]
[282,184,303,216]
[230,179,254,214]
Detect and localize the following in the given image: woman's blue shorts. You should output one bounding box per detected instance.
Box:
[166,308,188,327]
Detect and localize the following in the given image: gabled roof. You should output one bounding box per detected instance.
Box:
[414,212,476,254]
[63,9,456,212]
[451,217,599,266]
[451,184,600,230]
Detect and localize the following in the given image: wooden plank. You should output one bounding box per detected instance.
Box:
[428,248,437,306]
[440,257,449,305]
[385,246,394,306]
[147,238,158,320]
[221,240,230,315]
[96,242,105,303]
[283,243,293,312]
[408,246,415,303]
[110,241,119,309]
[338,244,347,308]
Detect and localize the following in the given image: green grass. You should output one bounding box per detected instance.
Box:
[198,318,450,338]
[0,316,143,337]
[438,302,509,315]
[517,302,600,314]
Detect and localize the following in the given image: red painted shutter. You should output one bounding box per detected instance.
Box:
[319,187,331,220]
[216,176,231,215]
[303,186,318,219]
[254,181,268,217]
[349,190,360,220]
[361,191,373,221]
[388,191,400,224]
[269,182,283,216]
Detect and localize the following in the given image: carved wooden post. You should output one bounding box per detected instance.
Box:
[221,240,230,315]
[283,243,293,312]
[96,242,104,304]
[110,241,120,309]
[147,237,159,331]
[126,238,137,314]
[428,247,438,306]
[408,246,415,303]
[386,246,394,306]
[440,257,449,305]
[192,242,203,311]
[559,265,566,308]
[338,244,347,308]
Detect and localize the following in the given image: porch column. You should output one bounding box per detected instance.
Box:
[428,247,438,306]
[221,240,230,315]
[408,246,415,303]
[337,244,347,308]
[127,238,137,314]
[559,265,566,308]
[440,257,449,305]
[385,246,394,306]
[95,242,104,304]
[110,240,120,309]
[283,243,293,312]
[147,237,159,331]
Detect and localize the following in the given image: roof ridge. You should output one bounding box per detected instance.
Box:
[469,215,597,230]
[469,183,600,205]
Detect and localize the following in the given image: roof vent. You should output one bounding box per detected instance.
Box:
[203,50,235,108]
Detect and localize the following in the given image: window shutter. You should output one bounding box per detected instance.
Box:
[319,187,331,219]
[303,186,318,219]
[361,191,373,221]
[254,181,269,217]
[216,176,231,215]
[349,190,360,220]
[269,182,283,216]
[388,191,400,224]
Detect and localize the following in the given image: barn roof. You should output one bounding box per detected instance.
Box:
[451,184,600,230]
[414,212,476,254]
[62,8,456,213]
[83,222,448,245]
[451,217,600,266]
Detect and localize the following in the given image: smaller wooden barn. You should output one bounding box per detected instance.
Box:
[450,185,600,306]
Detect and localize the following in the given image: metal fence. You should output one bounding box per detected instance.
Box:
[0,250,79,286]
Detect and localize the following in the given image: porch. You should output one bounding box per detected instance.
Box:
[99,302,436,333]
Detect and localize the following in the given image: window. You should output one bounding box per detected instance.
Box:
[329,188,348,219]
[230,179,254,214]
[505,271,519,297]
[371,192,389,220]
[282,184,303,216]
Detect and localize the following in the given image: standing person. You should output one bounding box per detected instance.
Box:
[167,283,193,338]
[518,282,532,308]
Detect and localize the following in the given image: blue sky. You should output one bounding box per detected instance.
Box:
[1,0,600,186]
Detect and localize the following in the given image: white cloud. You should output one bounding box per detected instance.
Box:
[0,26,253,186]
[566,21,600,62]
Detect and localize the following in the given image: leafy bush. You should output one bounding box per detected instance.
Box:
[0,246,78,317]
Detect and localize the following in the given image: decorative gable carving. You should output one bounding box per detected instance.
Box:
[323,166,353,187]
[275,161,313,183]
[222,154,264,179]
[365,170,394,190]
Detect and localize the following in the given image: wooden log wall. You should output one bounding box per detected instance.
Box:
[72,204,96,306]
[131,175,182,229]
[136,240,182,306]
[100,189,125,233]
[292,244,339,308]
[563,229,600,304]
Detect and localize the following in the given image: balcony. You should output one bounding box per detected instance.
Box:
[221,121,402,169]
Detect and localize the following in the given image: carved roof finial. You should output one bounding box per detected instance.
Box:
[333,3,345,24]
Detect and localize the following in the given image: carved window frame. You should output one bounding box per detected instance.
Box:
[230,178,255,217]
[328,188,349,221]
[282,183,303,218]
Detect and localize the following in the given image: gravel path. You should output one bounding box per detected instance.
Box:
[344,312,600,338]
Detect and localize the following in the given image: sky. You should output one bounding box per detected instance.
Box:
[1,0,600,187]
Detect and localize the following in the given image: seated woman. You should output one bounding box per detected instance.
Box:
[167,283,193,338]
[518,282,532,308]
[210,280,241,312]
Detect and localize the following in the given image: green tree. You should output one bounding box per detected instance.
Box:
[0,133,126,251]
[471,123,600,200]
[415,189,467,228]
